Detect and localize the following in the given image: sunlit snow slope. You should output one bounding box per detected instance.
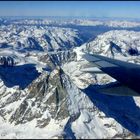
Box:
[0,19,140,139]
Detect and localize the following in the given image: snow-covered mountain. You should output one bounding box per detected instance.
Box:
[0,63,138,139]
[0,25,84,52]
[1,19,140,139]
[82,30,140,61]
[67,30,140,89]
[4,18,140,28]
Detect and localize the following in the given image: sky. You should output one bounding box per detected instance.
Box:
[0,1,140,19]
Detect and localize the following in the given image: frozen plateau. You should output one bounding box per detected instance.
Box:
[1,18,140,139]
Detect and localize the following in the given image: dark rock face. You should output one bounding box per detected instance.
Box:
[0,50,78,129]
[110,41,122,56]
[24,37,44,51]
[38,53,56,70]
[0,56,14,67]
[128,47,139,56]
[9,67,70,127]
[39,50,77,67]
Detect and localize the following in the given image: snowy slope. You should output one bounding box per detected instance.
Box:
[0,25,84,51]
[80,30,140,62]
[0,20,140,139]
[0,67,138,139]
[6,18,140,28]
[65,30,140,88]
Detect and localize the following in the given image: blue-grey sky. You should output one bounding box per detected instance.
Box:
[0,1,140,19]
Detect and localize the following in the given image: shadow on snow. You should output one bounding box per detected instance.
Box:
[82,84,140,136]
[0,64,41,90]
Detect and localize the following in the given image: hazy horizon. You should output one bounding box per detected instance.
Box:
[0,1,140,20]
[1,16,140,22]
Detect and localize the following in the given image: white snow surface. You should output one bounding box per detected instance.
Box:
[0,20,140,139]
[9,18,140,28]
[0,117,68,139]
